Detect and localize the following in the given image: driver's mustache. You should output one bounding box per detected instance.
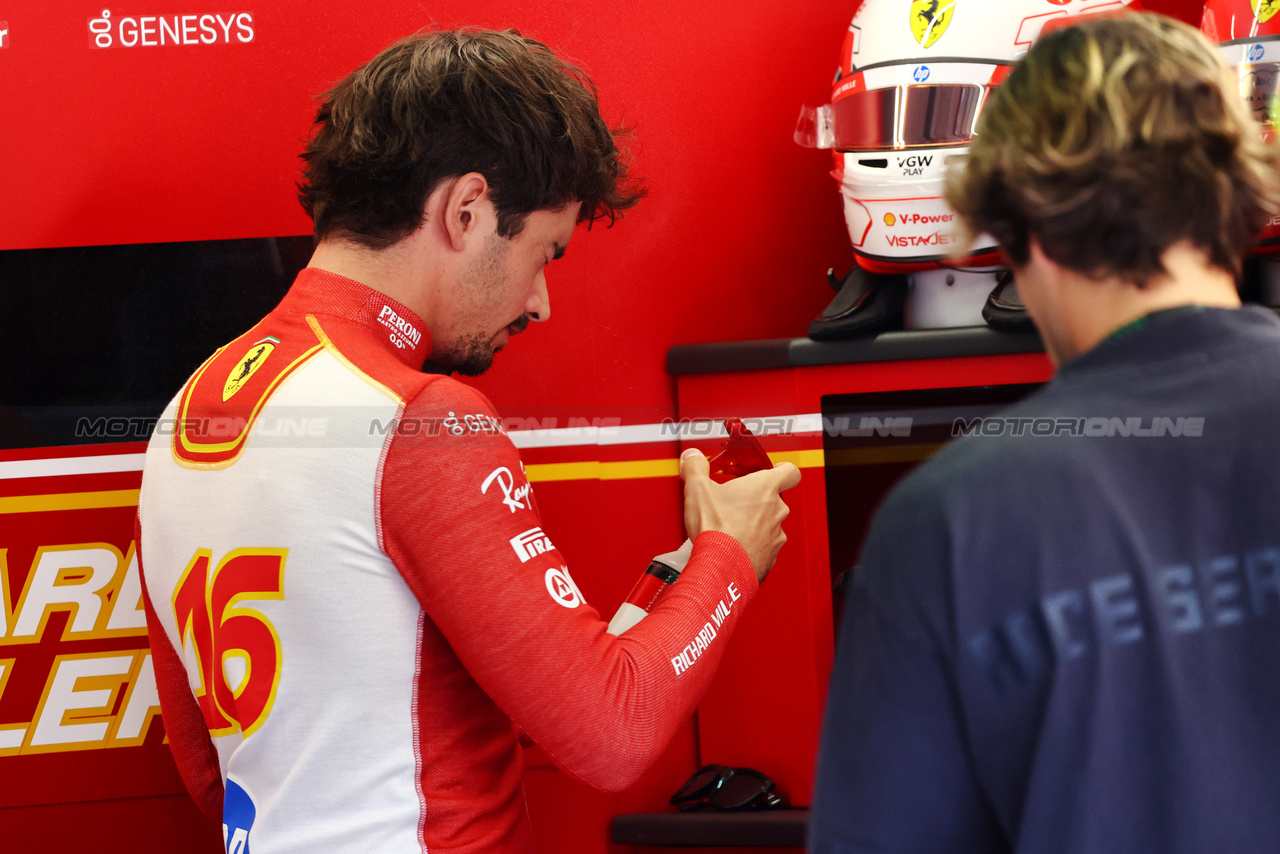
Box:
[509,314,531,335]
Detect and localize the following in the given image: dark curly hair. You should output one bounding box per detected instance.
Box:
[298,28,644,247]
[946,13,1280,285]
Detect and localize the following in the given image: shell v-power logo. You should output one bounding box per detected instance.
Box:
[88,9,254,48]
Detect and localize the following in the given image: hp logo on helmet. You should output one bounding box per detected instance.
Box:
[1249,44,1266,62]
[913,65,931,83]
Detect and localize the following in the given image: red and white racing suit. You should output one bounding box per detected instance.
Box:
[137,268,757,853]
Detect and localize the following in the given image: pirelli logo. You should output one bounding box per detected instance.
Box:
[510,527,554,563]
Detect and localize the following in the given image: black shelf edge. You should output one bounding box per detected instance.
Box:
[667,327,1044,375]
[611,810,809,847]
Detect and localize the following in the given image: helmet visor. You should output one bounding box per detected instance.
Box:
[833,83,990,151]
[1234,62,1280,129]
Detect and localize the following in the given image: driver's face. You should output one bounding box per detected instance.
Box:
[431,203,580,377]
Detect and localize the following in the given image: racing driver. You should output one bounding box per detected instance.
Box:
[136,28,799,853]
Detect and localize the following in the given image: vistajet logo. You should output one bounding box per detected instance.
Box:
[887,230,955,248]
[89,9,254,48]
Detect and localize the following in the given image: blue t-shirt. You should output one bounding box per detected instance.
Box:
[811,306,1280,854]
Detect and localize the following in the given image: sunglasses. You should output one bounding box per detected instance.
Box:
[668,764,785,812]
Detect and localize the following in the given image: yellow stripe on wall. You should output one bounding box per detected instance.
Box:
[3,452,830,509]
[0,490,140,515]
[525,459,681,483]
[525,450,825,484]
[769,449,824,469]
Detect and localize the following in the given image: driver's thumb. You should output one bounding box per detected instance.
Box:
[680,448,710,483]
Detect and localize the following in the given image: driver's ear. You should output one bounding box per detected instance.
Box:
[442,172,490,250]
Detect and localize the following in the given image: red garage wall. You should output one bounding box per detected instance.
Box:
[0,1,1206,851]
[0,0,1206,413]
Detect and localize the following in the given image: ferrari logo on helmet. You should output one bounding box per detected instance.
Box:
[1254,0,1280,24]
[911,0,955,49]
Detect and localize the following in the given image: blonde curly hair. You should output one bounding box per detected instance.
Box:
[945,12,1280,285]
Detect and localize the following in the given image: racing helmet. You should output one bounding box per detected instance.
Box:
[799,0,1143,331]
[1202,0,1280,257]
[828,0,1143,277]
